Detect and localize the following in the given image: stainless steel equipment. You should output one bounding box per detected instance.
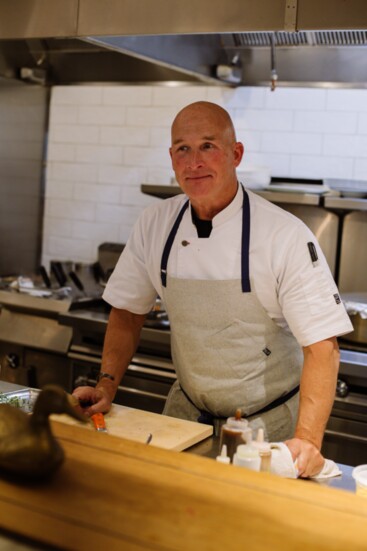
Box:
[0,259,105,391]
[0,246,175,414]
[322,348,367,466]
[1,1,367,86]
[0,291,73,390]
[338,211,367,293]
[341,293,367,345]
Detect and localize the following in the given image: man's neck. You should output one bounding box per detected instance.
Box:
[190,183,238,221]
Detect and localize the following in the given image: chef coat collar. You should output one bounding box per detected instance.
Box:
[189,182,243,228]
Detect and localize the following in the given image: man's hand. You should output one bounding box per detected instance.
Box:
[72,385,113,417]
[285,437,325,478]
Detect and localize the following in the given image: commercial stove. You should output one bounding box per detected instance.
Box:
[0,243,175,414]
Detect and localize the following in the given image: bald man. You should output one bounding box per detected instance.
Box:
[73,102,352,477]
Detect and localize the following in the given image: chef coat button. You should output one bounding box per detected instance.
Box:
[181,240,190,247]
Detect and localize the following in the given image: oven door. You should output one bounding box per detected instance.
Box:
[70,351,176,414]
[322,392,367,466]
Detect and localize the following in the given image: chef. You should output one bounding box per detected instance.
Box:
[73,101,353,477]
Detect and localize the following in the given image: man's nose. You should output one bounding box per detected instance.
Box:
[187,150,203,169]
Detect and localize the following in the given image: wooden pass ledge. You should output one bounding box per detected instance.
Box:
[0,420,365,551]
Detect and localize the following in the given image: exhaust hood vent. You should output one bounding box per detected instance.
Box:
[232,30,367,48]
[233,32,310,47]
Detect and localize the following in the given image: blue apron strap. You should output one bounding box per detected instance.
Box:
[160,200,189,287]
[160,186,250,292]
[241,185,251,293]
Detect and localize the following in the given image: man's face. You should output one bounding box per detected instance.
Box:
[169,107,244,211]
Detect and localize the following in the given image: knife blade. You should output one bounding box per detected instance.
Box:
[91,412,108,432]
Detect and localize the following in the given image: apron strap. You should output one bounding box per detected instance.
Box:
[160,200,189,287]
[160,184,251,292]
[179,383,299,424]
[240,184,251,293]
[243,385,300,418]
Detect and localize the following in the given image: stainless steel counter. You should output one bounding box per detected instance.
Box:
[186,435,357,493]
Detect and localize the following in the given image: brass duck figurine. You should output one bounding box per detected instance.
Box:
[0,385,87,480]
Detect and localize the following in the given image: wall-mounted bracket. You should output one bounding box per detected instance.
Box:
[284,0,298,31]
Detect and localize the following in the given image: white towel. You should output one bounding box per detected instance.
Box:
[270,442,342,479]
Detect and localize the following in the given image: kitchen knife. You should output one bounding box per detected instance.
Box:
[68,270,85,293]
[91,412,107,433]
[51,262,67,287]
[39,266,51,288]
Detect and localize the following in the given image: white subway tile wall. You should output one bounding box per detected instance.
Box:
[42,84,367,266]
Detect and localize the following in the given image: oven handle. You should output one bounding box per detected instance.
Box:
[127,364,176,380]
[324,429,367,444]
[69,349,174,372]
[119,386,167,401]
[69,352,101,364]
[68,352,176,380]
[78,377,167,402]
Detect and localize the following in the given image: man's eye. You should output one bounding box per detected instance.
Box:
[177,145,188,152]
[202,143,214,149]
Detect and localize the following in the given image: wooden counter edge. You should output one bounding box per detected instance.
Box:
[0,421,365,551]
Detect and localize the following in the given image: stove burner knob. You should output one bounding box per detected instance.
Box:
[336,379,349,398]
[5,353,20,369]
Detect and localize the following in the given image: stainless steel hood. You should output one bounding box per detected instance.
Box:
[0,0,366,87]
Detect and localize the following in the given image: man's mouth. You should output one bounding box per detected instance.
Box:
[185,174,211,182]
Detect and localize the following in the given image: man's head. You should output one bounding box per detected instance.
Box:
[170,101,244,219]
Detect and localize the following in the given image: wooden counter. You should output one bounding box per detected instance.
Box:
[0,421,366,551]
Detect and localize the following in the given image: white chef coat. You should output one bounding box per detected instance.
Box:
[103,185,353,347]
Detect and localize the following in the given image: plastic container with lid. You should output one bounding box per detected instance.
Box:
[352,464,367,497]
[233,444,261,471]
[219,409,253,463]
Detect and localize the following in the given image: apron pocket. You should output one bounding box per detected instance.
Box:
[205,319,274,379]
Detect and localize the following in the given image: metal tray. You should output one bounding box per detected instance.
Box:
[0,388,40,413]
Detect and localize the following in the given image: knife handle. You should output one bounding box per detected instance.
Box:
[91,412,107,432]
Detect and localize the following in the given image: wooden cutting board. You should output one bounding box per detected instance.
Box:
[51,405,213,451]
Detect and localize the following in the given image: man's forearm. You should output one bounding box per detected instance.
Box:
[96,307,147,402]
[295,337,339,449]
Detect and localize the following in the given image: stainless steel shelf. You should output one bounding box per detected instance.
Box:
[324,197,367,211]
[141,184,183,199]
[141,183,367,210]
[141,183,323,205]
[255,190,321,206]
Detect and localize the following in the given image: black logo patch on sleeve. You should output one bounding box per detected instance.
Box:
[263,347,271,356]
[334,293,341,305]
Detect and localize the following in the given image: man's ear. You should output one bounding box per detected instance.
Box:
[233,142,244,167]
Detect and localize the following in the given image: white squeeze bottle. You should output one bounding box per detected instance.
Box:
[216,444,230,464]
[253,428,272,473]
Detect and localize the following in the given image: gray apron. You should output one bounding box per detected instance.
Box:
[161,186,303,441]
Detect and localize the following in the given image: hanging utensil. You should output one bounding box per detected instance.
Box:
[270,33,278,91]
